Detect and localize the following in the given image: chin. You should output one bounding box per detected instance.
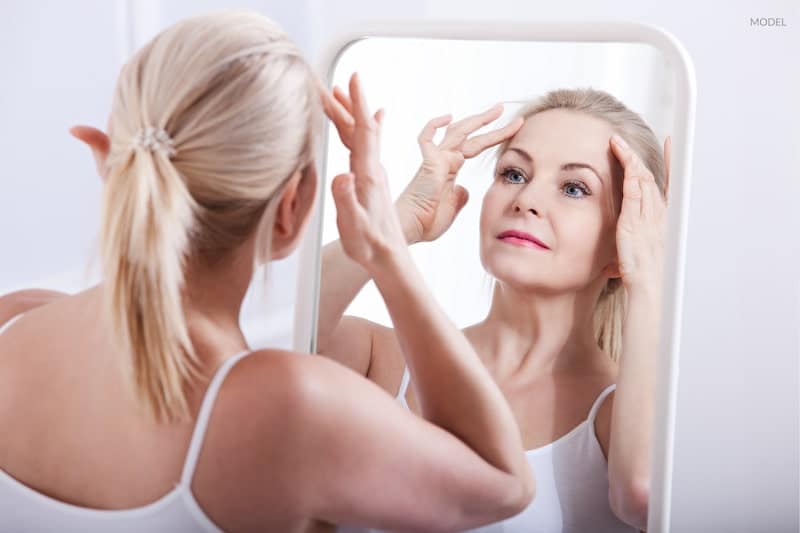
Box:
[484,256,547,290]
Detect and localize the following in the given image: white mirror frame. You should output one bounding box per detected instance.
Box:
[295,20,696,533]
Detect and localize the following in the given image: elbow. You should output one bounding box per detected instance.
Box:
[442,474,535,533]
[609,477,649,530]
[517,470,537,512]
[503,468,537,518]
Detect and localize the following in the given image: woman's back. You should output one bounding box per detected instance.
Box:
[0,287,340,531]
[0,283,535,532]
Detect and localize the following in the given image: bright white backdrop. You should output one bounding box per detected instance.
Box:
[0,1,797,531]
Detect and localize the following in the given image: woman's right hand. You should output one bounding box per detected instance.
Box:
[322,73,409,273]
[323,85,524,245]
[396,105,523,244]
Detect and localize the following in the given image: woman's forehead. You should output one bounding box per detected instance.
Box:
[507,109,615,170]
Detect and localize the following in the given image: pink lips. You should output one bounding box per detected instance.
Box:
[497,230,550,250]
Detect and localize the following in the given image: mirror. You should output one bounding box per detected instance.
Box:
[301,22,695,533]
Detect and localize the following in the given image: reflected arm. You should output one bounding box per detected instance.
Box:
[607,284,661,531]
[315,203,419,355]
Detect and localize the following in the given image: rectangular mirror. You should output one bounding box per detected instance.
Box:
[299,21,695,533]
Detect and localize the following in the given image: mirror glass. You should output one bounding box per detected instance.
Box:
[316,34,682,532]
[322,37,675,328]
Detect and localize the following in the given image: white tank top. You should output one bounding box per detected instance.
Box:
[339,369,637,533]
[0,342,251,533]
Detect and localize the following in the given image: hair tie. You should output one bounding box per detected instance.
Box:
[132,126,176,157]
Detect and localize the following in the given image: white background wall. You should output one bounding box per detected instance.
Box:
[0,1,797,531]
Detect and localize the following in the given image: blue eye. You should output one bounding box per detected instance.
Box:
[563,181,591,199]
[499,167,526,184]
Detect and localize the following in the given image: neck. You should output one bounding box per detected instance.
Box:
[181,244,256,361]
[478,279,608,380]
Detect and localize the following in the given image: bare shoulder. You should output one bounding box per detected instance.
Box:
[210,346,390,440]
[0,288,71,329]
[193,346,404,525]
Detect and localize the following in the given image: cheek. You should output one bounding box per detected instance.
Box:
[479,190,498,234]
[553,211,610,260]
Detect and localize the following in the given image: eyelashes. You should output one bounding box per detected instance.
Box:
[496,166,592,199]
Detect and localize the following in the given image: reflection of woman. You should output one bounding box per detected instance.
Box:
[320,87,670,532]
[0,11,536,532]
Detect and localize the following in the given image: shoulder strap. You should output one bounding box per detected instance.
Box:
[587,383,617,422]
[180,349,251,485]
[0,312,25,336]
[396,365,411,405]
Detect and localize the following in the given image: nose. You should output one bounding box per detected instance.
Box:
[512,184,541,217]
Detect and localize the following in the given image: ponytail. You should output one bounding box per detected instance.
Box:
[100,134,199,422]
[101,10,322,423]
[593,278,626,363]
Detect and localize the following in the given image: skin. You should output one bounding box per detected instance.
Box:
[0,74,536,532]
[318,92,671,531]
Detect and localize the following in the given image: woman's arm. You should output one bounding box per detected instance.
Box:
[275,253,536,530]
[607,287,660,530]
[606,133,671,531]
[289,74,534,528]
[315,218,412,358]
[0,289,69,329]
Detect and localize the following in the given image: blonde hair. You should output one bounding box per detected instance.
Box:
[498,88,666,362]
[100,10,321,422]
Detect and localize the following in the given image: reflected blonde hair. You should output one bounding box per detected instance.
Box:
[498,88,666,362]
[100,10,321,422]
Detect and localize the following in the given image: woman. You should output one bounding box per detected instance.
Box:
[0,10,536,532]
[319,86,671,532]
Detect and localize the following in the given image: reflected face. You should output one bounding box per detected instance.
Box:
[479,109,623,293]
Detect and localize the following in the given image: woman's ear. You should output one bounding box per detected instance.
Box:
[271,165,318,259]
[69,125,110,181]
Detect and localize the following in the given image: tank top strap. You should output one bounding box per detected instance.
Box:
[0,312,25,336]
[180,349,252,486]
[396,365,411,408]
[587,383,617,422]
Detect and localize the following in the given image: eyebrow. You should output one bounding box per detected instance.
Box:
[506,146,605,186]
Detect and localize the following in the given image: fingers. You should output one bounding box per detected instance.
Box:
[439,103,503,150]
[609,134,637,171]
[343,73,384,182]
[348,73,374,126]
[612,134,663,221]
[611,135,655,182]
[374,108,385,127]
[442,150,465,174]
[417,114,453,156]
[320,87,354,137]
[621,173,644,219]
[454,184,470,213]
[461,116,524,158]
[331,172,365,225]
[333,85,353,114]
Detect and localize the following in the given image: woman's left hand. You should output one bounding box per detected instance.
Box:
[610,134,671,292]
